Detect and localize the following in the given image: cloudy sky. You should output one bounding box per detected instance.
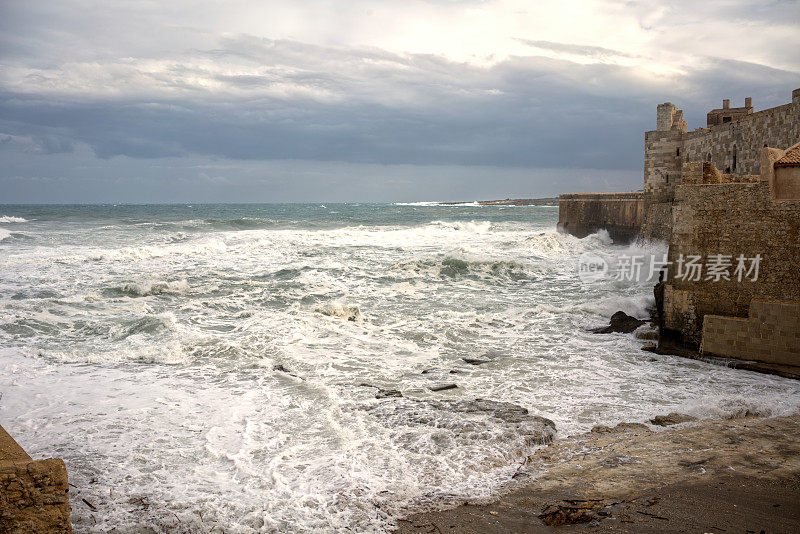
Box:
[1,0,799,203]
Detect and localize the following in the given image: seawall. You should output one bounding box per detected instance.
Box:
[557,192,645,243]
[0,425,71,533]
[663,181,800,349]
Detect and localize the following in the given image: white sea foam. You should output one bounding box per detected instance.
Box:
[0,215,27,223]
[0,228,10,242]
[1,205,798,533]
[116,279,190,297]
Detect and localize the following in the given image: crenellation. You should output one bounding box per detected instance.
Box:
[644,89,800,207]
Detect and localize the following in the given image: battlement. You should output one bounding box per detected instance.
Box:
[706,97,753,127]
[644,87,800,199]
[656,102,687,132]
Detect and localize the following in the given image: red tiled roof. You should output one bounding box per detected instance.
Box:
[775,144,800,166]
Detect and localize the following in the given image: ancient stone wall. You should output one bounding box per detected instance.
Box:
[644,88,800,199]
[641,200,672,242]
[557,192,645,243]
[702,299,800,365]
[681,161,760,185]
[662,181,800,346]
[644,130,683,200]
[0,425,71,533]
[681,103,799,175]
[774,165,800,200]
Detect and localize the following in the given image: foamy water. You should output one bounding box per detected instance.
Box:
[1,204,799,533]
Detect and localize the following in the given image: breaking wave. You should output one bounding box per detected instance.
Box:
[390,256,542,281]
[109,279,191,297]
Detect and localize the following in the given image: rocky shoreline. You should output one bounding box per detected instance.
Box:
[396,414,800,532]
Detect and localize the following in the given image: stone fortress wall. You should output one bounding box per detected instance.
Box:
[556,192,645,243]
[644,90,800,203]
[640,89,800,243]
[560,86,800,368]
[663,180,800,350]
[656,89,800,366]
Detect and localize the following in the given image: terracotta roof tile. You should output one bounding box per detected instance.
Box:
[775,144,800,166]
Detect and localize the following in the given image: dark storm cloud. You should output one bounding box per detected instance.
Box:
[1,44,795,170]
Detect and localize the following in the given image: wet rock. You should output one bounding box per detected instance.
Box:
[641,342,657,352]
[591,311,646,334]
[591,422,650,434]
[429,399,556,431]
[365,397,557,449]
[600,454,636,467]
[273,364,303,379]
[635,325,659,340]
[650,413,697,426]
[0,458,71,533]
[429,383,458,392]
[420,369,435,374]
[539,503,598,526]
[375,388,403,399]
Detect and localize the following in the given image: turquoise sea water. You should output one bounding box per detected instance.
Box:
[1,203,799,533]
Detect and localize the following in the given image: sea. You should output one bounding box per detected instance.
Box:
[1,203,799,533]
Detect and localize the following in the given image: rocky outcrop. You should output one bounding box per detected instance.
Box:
[650,413,697,426]
[366,398,556,448]
[591,311,647,334]
[398,414,800,533]
[0,425,71,533]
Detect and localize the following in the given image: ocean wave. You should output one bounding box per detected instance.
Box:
[109,279,190,297]
[0,228,10,242]
[40,339,188,365]
[118,313,178,339]
[428,220,491,233]
[0,215,27,223]
[586,228,613,245]
[687,395,800,421]
[85,238,227,261]
[204,217,277,230]
[390,256,540,282]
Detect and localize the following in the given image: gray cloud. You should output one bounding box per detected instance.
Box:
[1,0,799,202]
